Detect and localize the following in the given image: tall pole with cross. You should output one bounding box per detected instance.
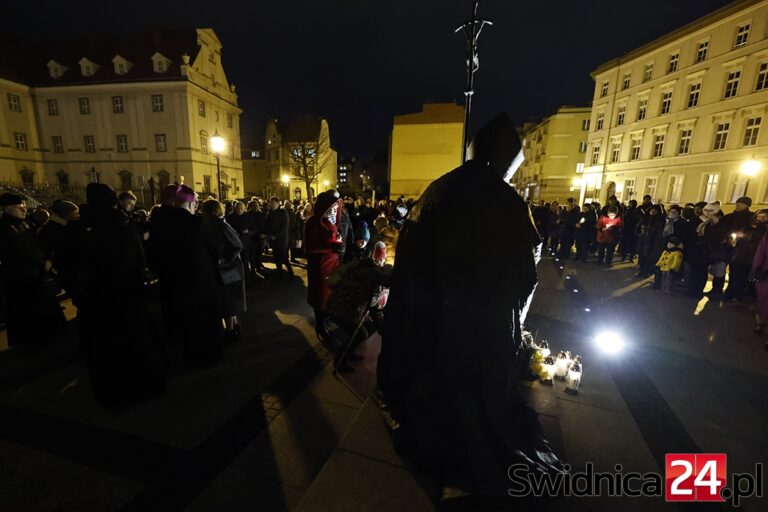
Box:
[455,0,493,162]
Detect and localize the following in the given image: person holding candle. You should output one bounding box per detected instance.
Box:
[596,206,623,266]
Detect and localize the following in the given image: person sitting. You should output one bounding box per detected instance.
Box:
[326,242,391,373]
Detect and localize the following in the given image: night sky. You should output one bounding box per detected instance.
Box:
[4,0,733,160]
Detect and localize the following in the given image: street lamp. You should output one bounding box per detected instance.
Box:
[740,158,760,196]
[323,179,330,190]
[281,174,290,200]
[210,130,226,199]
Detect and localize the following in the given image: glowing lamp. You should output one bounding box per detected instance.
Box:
[741,159,761,177]
[595,331,624,354]
[323,180,330,187]
[281,174,290,185]
[210,131,226,154]
[541,355,556,384]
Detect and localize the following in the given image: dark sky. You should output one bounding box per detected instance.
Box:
[4,0,732,160]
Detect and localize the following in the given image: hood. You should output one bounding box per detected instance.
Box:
[313,191,341,218]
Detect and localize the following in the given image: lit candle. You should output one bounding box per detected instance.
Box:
[565,362,582,394]
[555,350,572,380]
[541,355,555,384]
[538,339,551,358]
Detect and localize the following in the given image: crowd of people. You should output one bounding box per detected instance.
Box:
[0,184,410,405]
[530,193,768,344]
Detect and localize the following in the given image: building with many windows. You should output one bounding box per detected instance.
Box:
[513,106,591,203]
[581,0,768,209]
[0,28,243,203]
[388,102,464,200]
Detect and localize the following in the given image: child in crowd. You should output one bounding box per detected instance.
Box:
[655,236,684,294]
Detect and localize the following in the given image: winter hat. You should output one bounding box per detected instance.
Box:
[666,236,680,246]
[736,196,752,207]
[694,201,708,209]
[0,193,23,207]
[354,221,370,242]
[372,241,387,262]
[50,200,78,219]
[703,202,720,214]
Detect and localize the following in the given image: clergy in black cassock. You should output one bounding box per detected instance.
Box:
[378,113,562,498]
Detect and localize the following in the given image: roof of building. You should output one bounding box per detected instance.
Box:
[393,102,465,125]
[0,28,202,86]
[591,0,763,77]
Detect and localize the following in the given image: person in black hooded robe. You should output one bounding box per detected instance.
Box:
[377,114,562,498]
[78,183,166,406]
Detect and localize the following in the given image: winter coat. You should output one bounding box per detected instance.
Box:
[596,215,623,245]
[304,192,343,310]
[265,208,290,249]
[656,248,684,272]
[201,216,245,317]
[326,259,392,328]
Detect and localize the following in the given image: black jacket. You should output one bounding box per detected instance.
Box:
[265,208,290,249]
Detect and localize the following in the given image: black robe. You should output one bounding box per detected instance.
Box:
[378,160,560,494]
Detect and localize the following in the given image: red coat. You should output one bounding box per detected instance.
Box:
[596,215,623,244]
[304,192,343,311]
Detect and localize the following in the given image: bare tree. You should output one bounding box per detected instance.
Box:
[282,116,332,200]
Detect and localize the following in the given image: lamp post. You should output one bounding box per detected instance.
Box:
[323,179,330,191]
[741,158,761,196]
[210,130,226,199]
[281,174,290,200]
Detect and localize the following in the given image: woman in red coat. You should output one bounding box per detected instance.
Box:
[596,206,623,266]
[304,191,343,340]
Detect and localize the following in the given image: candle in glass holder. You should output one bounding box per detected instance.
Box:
[538,340,551,358]
[541,355,555,384]
[555,351,571,380]
[565,362,582,394]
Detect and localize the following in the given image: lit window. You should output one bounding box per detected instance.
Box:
[703,174,719,203]
[743,116,761,146]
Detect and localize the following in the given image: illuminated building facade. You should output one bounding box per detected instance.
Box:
[582,0,768,209]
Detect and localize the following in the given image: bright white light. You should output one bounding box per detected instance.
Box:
[741,159,761,177]
[573,289,579,293]
[560,266,564,270]
[595,331,624,354]
[565,276,571,279]
[281,174,290,184]
[584,308,591,312]
[210,132,226,154]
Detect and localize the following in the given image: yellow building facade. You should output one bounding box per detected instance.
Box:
[388,103,464,200]
[263,118,337,201]
[582,0,768,211]
[514,106,591,203]
[0,28,243,203]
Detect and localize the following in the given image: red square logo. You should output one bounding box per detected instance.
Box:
[665,453,727,502]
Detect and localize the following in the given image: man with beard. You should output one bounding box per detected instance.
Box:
[378,114,561,500]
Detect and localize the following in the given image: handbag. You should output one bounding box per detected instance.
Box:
[219,257,244,285]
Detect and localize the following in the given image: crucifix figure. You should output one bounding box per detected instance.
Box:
[455,0,493,162]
